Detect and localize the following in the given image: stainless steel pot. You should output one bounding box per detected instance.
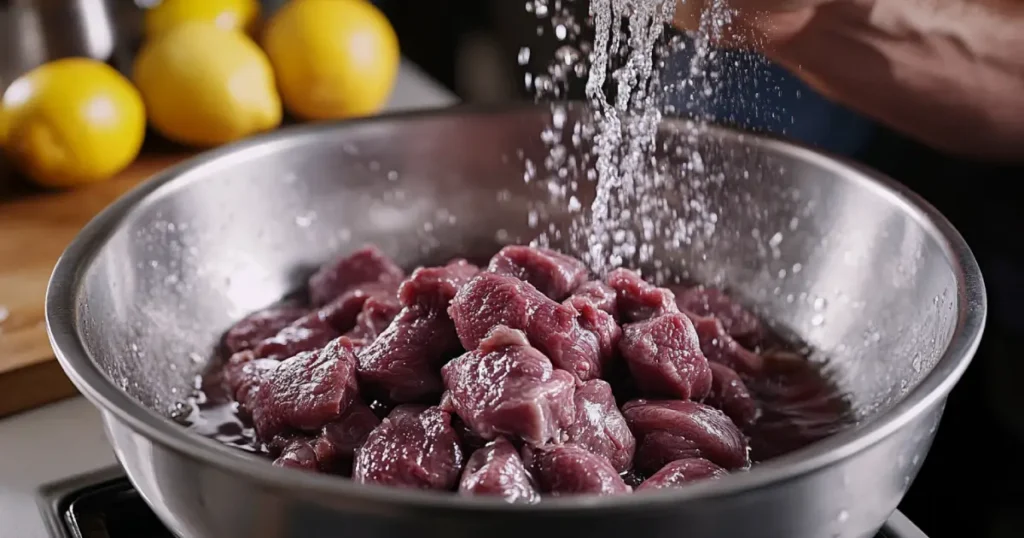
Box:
[0,0,142,91]
[45,104,986,538]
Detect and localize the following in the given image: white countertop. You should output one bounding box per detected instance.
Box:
[0,60,457,538]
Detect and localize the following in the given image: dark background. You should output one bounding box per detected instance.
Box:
[375,0,584,103]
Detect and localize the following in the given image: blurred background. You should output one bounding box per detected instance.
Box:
[0,0,554,103]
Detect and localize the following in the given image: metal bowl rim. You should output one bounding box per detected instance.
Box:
[45,102,987,513]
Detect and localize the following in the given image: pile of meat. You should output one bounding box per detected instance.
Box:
[214,244,778,500]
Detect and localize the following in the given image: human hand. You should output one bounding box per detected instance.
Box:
[674,0,1024,162]
[673,0,830,39]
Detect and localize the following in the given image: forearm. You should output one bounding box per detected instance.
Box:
[678,0,1024,162]
[781,0,1024,161]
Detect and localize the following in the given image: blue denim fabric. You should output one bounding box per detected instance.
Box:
[661,45,875,157]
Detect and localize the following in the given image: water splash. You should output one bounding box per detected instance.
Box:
[519,0,744,280]
[579,0,677,271]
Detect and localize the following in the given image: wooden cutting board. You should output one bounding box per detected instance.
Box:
[0,145,194,418]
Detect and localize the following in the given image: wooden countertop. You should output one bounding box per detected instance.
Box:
[0,146,193,418]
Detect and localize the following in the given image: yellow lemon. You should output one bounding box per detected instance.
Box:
[144,0,261,38]
[133,22,282,147]
[262,0,400,121]
[1,58,146,189]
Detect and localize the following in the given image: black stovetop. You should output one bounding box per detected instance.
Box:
[42,474,928,538]
[61,480,169,538]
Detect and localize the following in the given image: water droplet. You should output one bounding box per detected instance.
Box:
[837,510,849,524]
[551,107,568,130]
[554,45,581,70]
[518,47,531,66]
[533,75,554,95]
[532,0,549,17]
[295,211,316,228]
[811,314,825,327]
[169,401,192,424]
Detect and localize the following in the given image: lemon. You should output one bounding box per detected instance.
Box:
[262,0,400,121]
[144,0,261,38]
[1,58,146,189]
[133,22,282,147]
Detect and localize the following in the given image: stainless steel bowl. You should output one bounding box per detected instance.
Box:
[46,104,986,538]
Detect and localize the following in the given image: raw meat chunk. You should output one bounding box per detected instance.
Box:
[637,458,728,491]
[687,313,764,376]
[206,243,843,500]
[441,326,576,446]
[675,286,762,347]
[273,437,319,471]
[222,304,307,355]
[707,362,760,429]
[623,399,750,474]
[318,281,399,334]
[313,401,381,475]
[566,281,618,318]
[346,294,402,343]
[487,245,588,301]
[619,313,713,401]
[225,354,279,418]
[398,259,480,310]
[565,379,635,473]
[525,445,631,496]
[459,437,540,503]
[606,268,679,323]
[449,272,611,381]
[353,405,465,491]
[267,431,308,458]
[252,312,340,361]
[355,261,476,402]
[357,307,462,403]
[573,300,622,371]
[250,337,361,441]
[265,401,378,473]
[222,350,258,400]
[308,245,405,306]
